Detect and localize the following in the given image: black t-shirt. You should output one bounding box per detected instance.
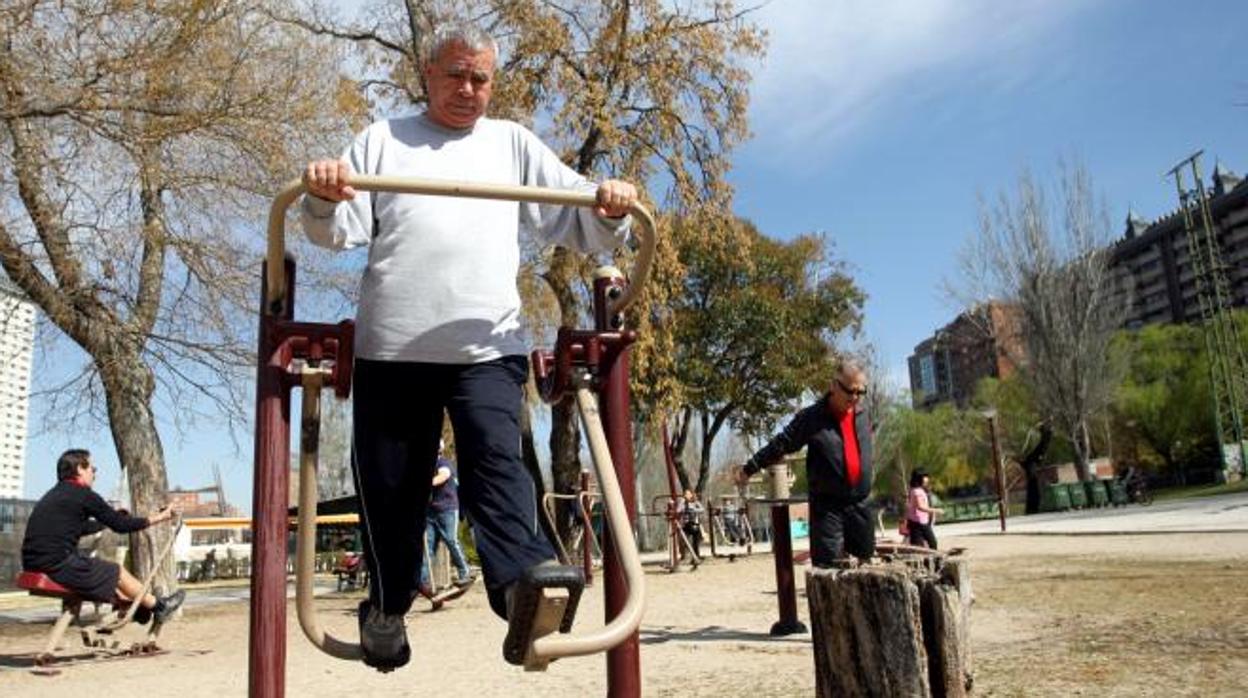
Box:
[21,480,150,571]
[429,458,460,513]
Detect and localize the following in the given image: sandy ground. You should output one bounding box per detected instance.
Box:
[2,529,1246,696]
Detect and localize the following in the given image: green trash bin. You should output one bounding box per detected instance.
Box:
[1067,481,1088,509]
[944,503,962,522]
[1042,483,1071,511]
[791,519,809,539]
[1106,478,1129,506]
[1086,480,1109,507]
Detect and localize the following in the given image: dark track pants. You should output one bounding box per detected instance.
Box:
[352,356,554,616]
[809,498,876,566]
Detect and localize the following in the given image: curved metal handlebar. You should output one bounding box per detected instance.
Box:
[266,175,657,317]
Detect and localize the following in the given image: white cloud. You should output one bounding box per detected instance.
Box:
[746,0,1098,157]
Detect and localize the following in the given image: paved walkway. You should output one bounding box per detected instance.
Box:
[940,490,1248,536]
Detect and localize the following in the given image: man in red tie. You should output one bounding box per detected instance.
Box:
[736,359,874,565]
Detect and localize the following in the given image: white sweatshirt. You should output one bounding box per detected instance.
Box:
[301,113,630,364]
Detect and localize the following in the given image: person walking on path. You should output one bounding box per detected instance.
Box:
[905,470,944,549]
[419,442,476,599]
[735,359,876,565]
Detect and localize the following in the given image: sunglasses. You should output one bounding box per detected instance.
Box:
[836,379,867,398]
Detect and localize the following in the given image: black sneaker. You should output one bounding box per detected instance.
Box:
[132,604,153,625]
[358,600,410,672]
[153,590,186,624]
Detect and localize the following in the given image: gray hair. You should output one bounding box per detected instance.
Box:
[836,357,867,379]
[423,22,498,65]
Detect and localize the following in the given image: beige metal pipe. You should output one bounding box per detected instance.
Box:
[295,370,363,660]
[102,516,184,631]
[528,388,646,661]
[266,175,657,318]
[271,175,655,664]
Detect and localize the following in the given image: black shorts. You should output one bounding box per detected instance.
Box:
[48,552,121,603]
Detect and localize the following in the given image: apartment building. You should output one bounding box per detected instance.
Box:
[907,301,1021,409]
[1109,163,1248,327]
[0,278,36,499]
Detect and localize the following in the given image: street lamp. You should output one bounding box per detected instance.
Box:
[981,409,1007,532]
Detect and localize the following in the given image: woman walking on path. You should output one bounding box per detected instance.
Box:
[906,470,944,549]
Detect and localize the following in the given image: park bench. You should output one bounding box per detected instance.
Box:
[332,551,368,592]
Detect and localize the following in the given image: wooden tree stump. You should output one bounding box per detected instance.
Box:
[806,552,973,698]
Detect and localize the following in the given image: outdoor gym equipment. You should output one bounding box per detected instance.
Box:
[749,496,809,636]
[653,424,701,571]
[540,472,602,586]
[647,494,701,570]
[707,493,754,559]
[250,174,655,698]
[16,517,184,666]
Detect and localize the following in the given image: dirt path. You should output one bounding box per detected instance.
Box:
[2,532,1245,696]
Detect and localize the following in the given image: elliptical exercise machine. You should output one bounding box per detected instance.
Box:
[249,174,656,697]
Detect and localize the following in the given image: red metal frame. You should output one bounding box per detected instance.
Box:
[251,261,640,696]
[249,259,354,698]
[530,272,641,697]
[747,497,808,637]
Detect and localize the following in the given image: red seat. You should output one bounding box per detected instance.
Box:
[16,571,77,598]
[16,571,129,606]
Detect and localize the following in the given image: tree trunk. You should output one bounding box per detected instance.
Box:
[670,407,693,493]
[696,403,734,496]
[807,555,973,698]
[1020,425,1052,515]
[1071,419,1093,482]
[543,247,584,549]
[519,395,557,548]
[549,395,582,545]
[101,352,176,594]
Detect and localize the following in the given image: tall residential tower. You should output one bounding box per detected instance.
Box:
[0,278,35,499]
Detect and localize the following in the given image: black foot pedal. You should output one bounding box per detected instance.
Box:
[503,564,585,670]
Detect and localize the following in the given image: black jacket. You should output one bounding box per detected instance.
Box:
[21,481,150,571]
[743,395,873,506]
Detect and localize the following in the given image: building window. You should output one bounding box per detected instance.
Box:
[919,354,937,397]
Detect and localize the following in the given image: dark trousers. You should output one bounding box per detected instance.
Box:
[352,356,553,616]
[809,498,875,566]
[682,523,702,557]
[908,521,938,550]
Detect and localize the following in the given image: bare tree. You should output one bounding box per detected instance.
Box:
[949,163,1126,481]
[0,0,363,585]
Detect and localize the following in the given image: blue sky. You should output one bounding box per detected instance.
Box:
[20,0,1248,507]
[733,0,1248,385]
